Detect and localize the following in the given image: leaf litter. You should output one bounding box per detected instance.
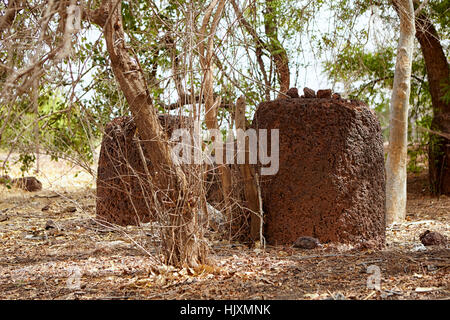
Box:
[0,154,448,300]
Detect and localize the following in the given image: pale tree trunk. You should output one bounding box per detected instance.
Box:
[88,0,208,267]
[386,0,415,225]
[33,78,40,173]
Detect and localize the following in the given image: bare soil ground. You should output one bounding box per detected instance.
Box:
[0,154,448,300]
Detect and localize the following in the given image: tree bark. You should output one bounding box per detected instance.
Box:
[264,0,290,96]
[414,7,450,195]
[197,0,234,238]
[235,96,261,241]
[386,0,415,225]
[0,0,23,34]
[90,0,207,267]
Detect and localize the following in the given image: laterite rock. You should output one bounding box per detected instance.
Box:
[252,93,386,247]
[96,115,192,226]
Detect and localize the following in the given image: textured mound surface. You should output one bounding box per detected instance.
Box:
[253,90,386,247]
[96,115,191,226]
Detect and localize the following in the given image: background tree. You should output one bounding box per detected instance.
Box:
[386,0,415,224]
[320,0,449,198]
[413,0,450,195]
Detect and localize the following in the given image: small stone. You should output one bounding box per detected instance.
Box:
[41,205,50,211]
[356,239,381,250]
[332,93,341,100]
[293,236,321,249]
[24,232,45,241]
[411,244,427,252]
[303,87,316,98]
[45,220,56,230]
[64,206,77,213]
[323,292,346,300]
[286,88,300,99]
[419,230,447,246]
[317,89,332,99]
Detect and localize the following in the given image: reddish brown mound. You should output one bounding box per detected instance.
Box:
[12,177,42,192]
[96,115,191,226]
[0,175,42,192]
[96,115,248,235]
[419,230,447,246]
[252,89,386,247]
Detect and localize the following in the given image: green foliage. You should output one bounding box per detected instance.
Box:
[324,46,395,86]
[318,0,449,177]
[2,0,446,178]
[17,153,36,176]
[39,92,96,163]
[407,145,425,173]
[440,76,450,104]
[320,1,446,136]
[407,115,433,174]
[429,0,450,38]
[0,88,100,173]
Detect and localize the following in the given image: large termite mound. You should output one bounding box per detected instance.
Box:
[96,115,192,226]
[252,88,386,247]
[96,115,246,235]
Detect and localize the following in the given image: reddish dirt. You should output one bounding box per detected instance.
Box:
[252,91,385,247]
[0,162,448,300]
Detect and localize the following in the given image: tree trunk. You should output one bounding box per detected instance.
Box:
[263,0,290,96]
[386,0,415,225]
[197,0,234,237]
[235,96,261,241]
[90,0,207,267]
[414,7,450,195]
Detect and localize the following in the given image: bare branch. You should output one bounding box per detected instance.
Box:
[0,0,23,33]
